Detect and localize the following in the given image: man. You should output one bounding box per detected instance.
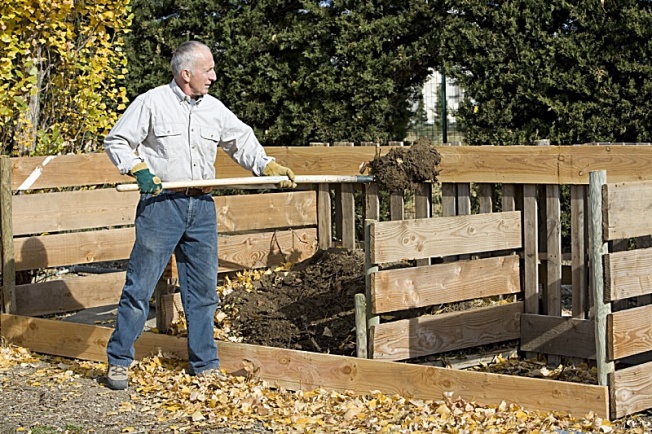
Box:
[103,40,296,390]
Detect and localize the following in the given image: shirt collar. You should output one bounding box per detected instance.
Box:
[169,80,204,106]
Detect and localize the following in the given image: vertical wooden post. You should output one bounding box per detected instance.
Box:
[571,185,588,318]
[415,182,431,267]
[389,191,404,221]
[523,185,539,315]
[365,183,379,222]
[340,183,356,249]
[364,219,379,358]
[1,156,15,314]
[354,293,367,358]
[317,183,332,250]
[589,170,614,386]
[546,184,562,366]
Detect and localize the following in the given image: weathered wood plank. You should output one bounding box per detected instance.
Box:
[603,180,652,240]
[0,314,609,418]
[605,248,652,301]
[370,302,522,360]
[571,185,588,318]
[523,185,539,316]
[12,146,652,190]
[15,228,317,273]
[1,156,15,312]
[611,361,652,419]
[369,211,522,264]
[371,255,520,314]
[13,190,316,236]
[15,227,135,271]
[214,190,318,232]
[520,314,595,359]
[13,189,139,235]
[608,304,652,360]
[14,273,125,316]
[216,228,318,272]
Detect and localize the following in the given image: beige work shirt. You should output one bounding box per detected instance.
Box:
[104,80,272,182]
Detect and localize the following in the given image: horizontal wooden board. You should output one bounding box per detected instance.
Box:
[214,190,317,232]
[370,302,522,361]
[14,273,125,316]
[0,314,609,418]
[371,255,521,314]
[217,228,317,272]
[11,146,652,190]
[608,304,652,360]
[603,181,652,240]
[604,248,652,301]
[14,227,317,273]
[13,189,139,236]
[14,227,135,271]
[520,314,595,360]
[13,189,316,236]
[611,360,652,419]
[369,211,522,264]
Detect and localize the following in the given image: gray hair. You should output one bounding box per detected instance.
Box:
[170,41,209,77]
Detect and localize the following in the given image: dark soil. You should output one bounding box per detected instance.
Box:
[366,137,441,191]
[221,248,365,356]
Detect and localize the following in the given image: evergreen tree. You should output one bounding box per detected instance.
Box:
[123,0,442,146]
[441,0,652,145]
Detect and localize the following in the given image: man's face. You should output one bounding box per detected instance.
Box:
[187,48,217,97]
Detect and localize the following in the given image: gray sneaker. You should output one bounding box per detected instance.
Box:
[196,368,227,380]
[106,365,129,390]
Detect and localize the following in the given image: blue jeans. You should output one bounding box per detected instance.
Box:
[107,191,220,375]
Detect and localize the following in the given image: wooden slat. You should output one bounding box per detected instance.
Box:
[611,360,652,418]
[0,314,609,418]
[13,146,652,191]
[217,228,317,272]
[523,185,539,315]
[15,227,135,271]
[13,190,316,236]
[369,211,522,264]
[608,304,652,360]
[14,273,125,316]
[571,185,588,318]
[605,248,652,301]
[370,302,522,360]
[339,183,356,249]
[317,184,332,249]
[13,189,139,235]
[520,314,595,359]
[1,156,15,311]
[214,190,317,232]
[371,255,521,314]
[603,180,652,240]
[15,227,317,273]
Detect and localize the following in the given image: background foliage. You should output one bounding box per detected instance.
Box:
[4,0,652,154]
[441,0,652,145]
[124,0,442,146]
[0,0,131,156]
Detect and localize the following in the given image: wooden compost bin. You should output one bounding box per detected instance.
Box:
[6,144,652,418]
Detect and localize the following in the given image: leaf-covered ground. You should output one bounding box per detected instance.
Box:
[3,249,652,432]
[2,344,647,434]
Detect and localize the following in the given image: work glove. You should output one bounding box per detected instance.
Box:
[129,162,162,195]
[263,161,297,188]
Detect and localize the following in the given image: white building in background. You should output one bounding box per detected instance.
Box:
[422,68,464,126]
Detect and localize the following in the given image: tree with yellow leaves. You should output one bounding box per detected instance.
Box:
[0,0,132,156]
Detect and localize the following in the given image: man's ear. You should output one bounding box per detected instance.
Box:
[181,69,191,83]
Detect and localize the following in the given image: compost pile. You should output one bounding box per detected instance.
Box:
[365,137,441,191]
[217,248,365,356]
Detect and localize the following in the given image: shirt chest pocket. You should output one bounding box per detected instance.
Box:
[199,127,220,159]
[152,124,185,156]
